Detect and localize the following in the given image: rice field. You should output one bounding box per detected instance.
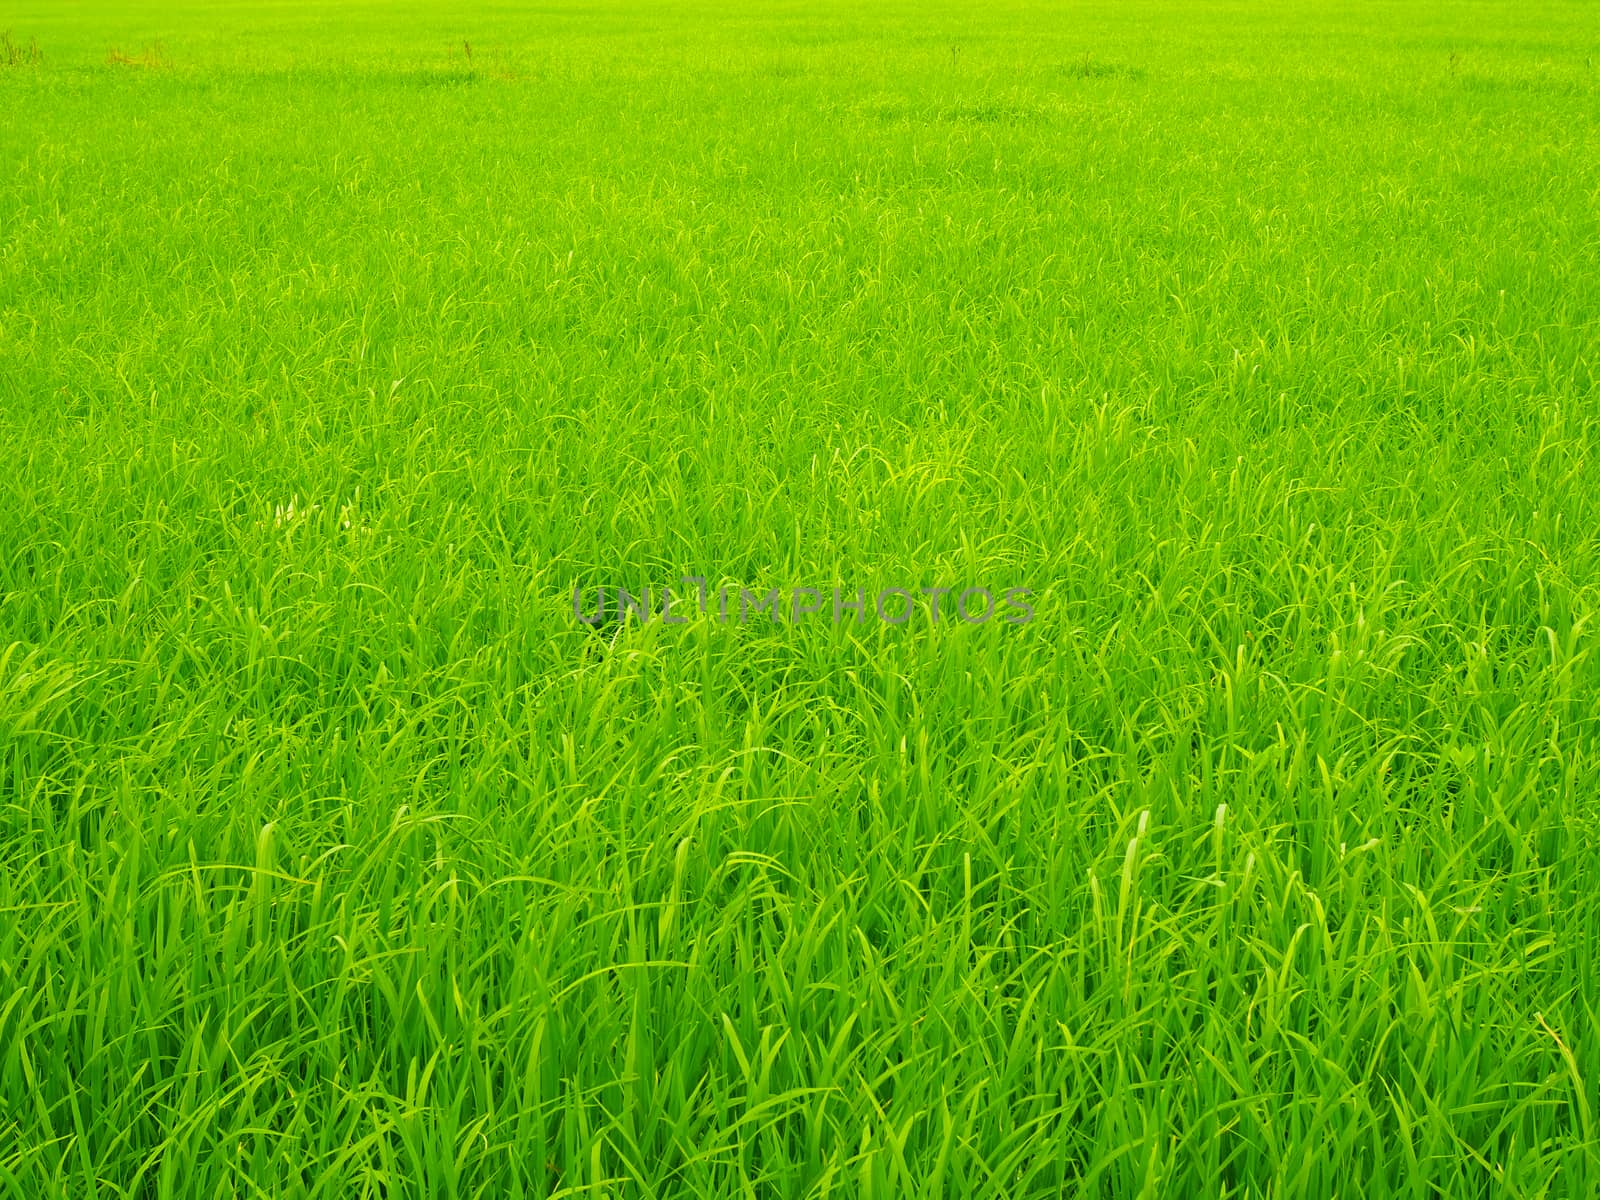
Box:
[2,0,1599,1195]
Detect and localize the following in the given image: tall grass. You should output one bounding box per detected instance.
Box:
[2,0,1599,1194]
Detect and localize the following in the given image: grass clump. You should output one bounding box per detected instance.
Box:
[0,30,41,67]
[105,41,171,69]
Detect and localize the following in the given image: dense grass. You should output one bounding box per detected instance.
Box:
[3,0,1600,1195]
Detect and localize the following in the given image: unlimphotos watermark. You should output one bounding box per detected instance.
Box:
[573,577,1034,627]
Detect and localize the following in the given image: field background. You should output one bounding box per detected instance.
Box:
[3,1,1600,1196]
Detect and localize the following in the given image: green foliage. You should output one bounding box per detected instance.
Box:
[2,0,1599,1195]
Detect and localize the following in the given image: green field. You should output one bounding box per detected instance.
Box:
[3,1,1600,1195]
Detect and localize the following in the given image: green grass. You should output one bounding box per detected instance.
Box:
[3,0,1600,1195]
